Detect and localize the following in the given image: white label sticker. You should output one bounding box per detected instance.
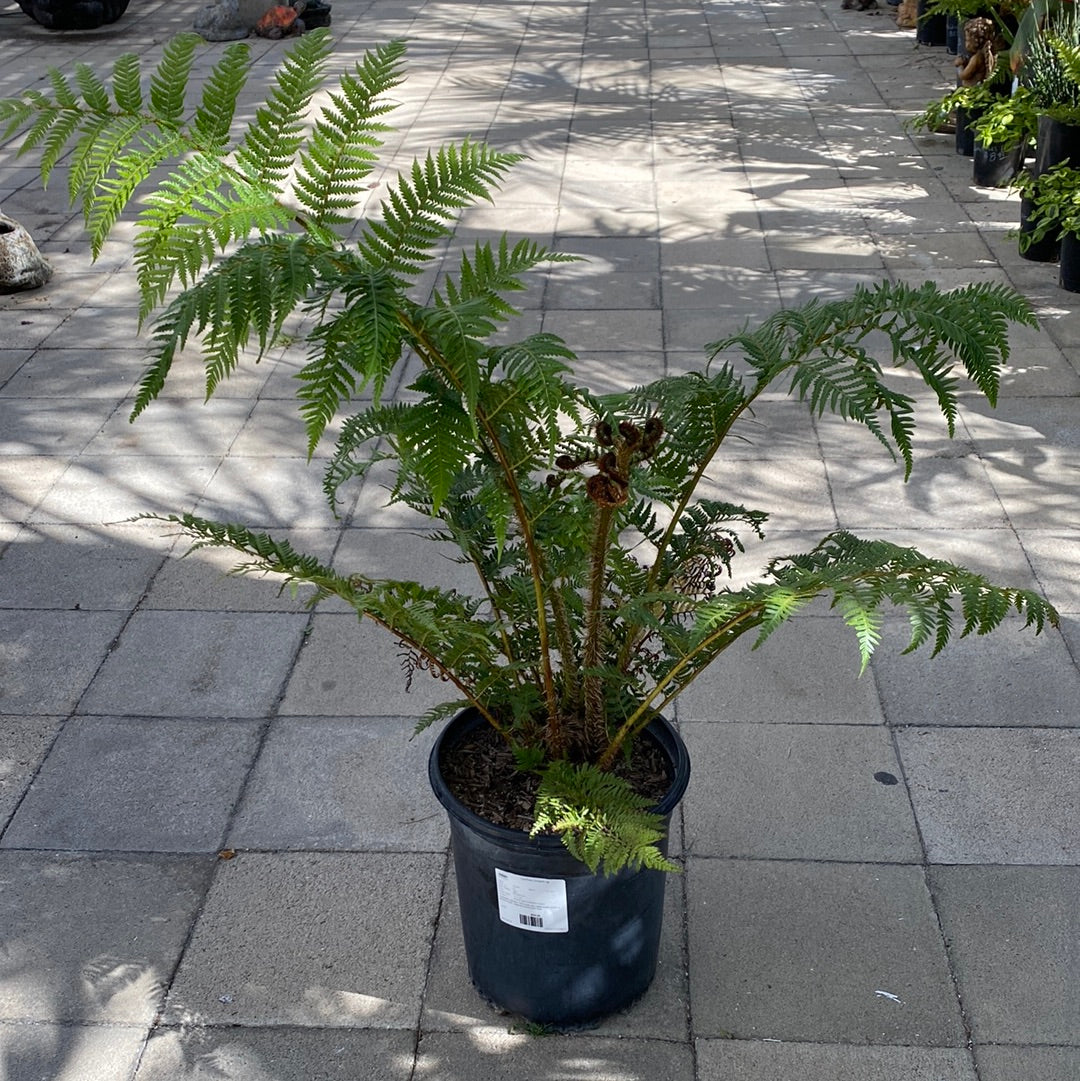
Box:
[495,869,569,933]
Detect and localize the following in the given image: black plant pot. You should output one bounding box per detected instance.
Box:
[1059,232,1080,291]
[946,14,959,55]
[429,708,691,1027]
[16,0,129,29]
[973,140,1024,187]
[955,108,978,157]
[1019,196,1061,263]
[916,0,947,46]
[1034,114,1080,177]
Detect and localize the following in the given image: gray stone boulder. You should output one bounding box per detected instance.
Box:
[0,213,53,294]
[194,0,277,40]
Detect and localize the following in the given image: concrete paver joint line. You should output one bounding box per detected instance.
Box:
[1,2,1077,1079]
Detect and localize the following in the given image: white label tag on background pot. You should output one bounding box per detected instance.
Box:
[495,869,568,933]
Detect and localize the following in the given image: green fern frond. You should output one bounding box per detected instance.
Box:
[130,233,321,418]
[74,113,152,230]
[47,67,79,110]
[73,62,111,113]
[705,280,1035,481]
[298,266,408,452]
[766,531,1059,662]
[148,33,200,126]
[87,131,187,258]
[356,141,523,278]
[414,700,472,736]
[111,52,144,112]
[0,93,42,142]
[533,761,678,875]
[191,42,251,150]
[37,106,85,183]
[292,41,406,226]
[234,27,336,189]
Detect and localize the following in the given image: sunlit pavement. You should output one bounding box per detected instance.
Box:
[1,2,1078,1078]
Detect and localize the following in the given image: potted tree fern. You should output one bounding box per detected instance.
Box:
[0,32,1059,1027]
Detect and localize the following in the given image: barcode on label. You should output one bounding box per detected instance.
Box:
[495,869,568,933]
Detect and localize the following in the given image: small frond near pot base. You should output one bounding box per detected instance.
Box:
[2,35,1059,874]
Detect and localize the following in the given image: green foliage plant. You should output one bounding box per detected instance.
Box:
[0,33,1059,875]
[908,67,1012,137]
[1014,160,1080,244]
[972,84,1040,148]
[1017,7,1080,119]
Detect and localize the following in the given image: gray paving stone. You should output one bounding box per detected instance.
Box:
[281,614,449,717]
[930,866,1080,1045]
[415,1031,695,1081]
[0,398,113,456]
[87,399,253,458]
[697,457,837,531]
[27,456,219,525]
[540,308,663,352]
[0,852,212,1023]
[696,1040,977,1081]
[0,524,165,610]
[0,610,127,715]
[163,851,443,1028]
[0,349,142,399]
[974,1045,1080,1081]
[229,716,447,852]
[682,722,922,862]
[195,457,349,529]
[897,726,1080,864]
[142,540,321,614]
[81,610,308,718]
[0,715,63,829]
[828,455,1007,530]
[329,527,476,598]
[687,859,964,1045]
[0,350,31,387]
[677,614,885,725]
[2,716,261,852]
[0,458,71,522]
[422,866,688,1039]
[134,1026,415,1081]
[0,1022,147,1081]
[1019,531,1080,613]
[871,617,1080,728]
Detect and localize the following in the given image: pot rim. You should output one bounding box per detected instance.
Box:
[428,707,691,851]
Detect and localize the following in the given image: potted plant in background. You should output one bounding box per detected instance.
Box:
[0,32,1060,1027]
[1014,160,1080,284]
[1004,12,1080,256]
[908,69,1012,154]
[970,83,1038,184]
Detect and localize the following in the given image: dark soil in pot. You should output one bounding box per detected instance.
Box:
[430,708,690,1028]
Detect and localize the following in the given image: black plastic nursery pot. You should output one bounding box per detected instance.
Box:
[1019,196,1061,263]
[916,0,947,46]
[429,708,691,1028]
[1059,232,1080,292]
[955,108,978,157]
[972,141,1024,188]
[1034,115,1080,178]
